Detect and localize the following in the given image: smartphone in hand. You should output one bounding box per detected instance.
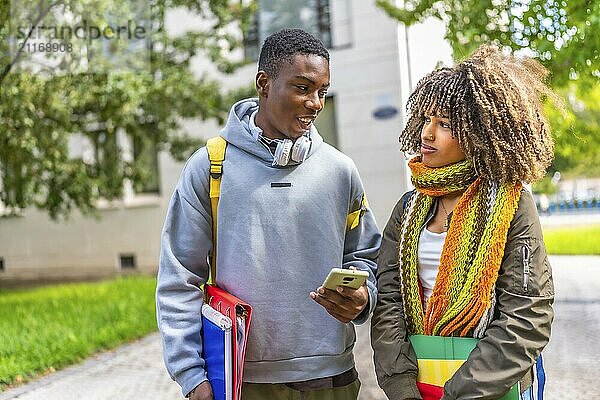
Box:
[322,268,368,290]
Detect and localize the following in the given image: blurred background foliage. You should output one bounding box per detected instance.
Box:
[377,0,600,180]
[0,0,255,219]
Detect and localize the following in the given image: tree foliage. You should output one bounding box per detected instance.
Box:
[377,0,600,177]
[0,0,256,219]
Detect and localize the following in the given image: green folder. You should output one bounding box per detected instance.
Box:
[410,334,479,360]
[409,335,519,400]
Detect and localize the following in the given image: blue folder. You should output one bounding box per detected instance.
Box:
[201,304,233,400]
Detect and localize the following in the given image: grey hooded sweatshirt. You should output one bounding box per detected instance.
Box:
[156,98,381,396]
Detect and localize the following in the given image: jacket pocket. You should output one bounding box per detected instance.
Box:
[502,237,554,297]
[521,243,531,292]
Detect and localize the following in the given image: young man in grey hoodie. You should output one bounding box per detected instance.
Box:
[156,28,381,400]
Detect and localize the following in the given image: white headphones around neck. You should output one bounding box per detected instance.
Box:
[273,135,312,166]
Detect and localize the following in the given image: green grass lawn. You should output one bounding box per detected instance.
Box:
[0,276,157,390]
[543,224,600,255]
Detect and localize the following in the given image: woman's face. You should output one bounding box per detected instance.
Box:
[420,114,466,167]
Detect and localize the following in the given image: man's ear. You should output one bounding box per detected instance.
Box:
[255,71,270,98]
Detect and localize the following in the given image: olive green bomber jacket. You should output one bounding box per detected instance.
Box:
[370,189,555,400]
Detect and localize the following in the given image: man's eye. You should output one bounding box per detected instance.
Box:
[296,85,308,91]
[318,91,328,98]
[440,121,450,128]
[423,116,431,123]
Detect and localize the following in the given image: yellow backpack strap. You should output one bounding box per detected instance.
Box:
[346,193,369,231]
[206,136,227,286]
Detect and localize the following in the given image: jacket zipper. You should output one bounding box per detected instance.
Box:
[521,244,531,292]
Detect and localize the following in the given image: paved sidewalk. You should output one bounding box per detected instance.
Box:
[539,255,600,398]
[0,335,180,400]
[1,255,598,399]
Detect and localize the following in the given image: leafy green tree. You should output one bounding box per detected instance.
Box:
[0,0,255,219]
[376,0,600,178]
[546,83,600,177]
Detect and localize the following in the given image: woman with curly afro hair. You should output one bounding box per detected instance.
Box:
[371,45,557,400]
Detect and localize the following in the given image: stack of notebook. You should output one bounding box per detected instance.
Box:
[409,335,519,400]
[201,304,233,400]
[201,285,252,400]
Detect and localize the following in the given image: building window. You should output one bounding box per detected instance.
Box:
[1,156,27,215]
[314,95,339,149]
[119,254,137,270]
[316,0,332,48]
[244,0,333,60]
[133,134,160,194]
[89,130,122,197]
[243,12,260,61]
[86,127,160,197]
[0,257,4,272]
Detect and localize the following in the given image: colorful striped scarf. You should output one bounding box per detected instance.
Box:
[399,157,522,337]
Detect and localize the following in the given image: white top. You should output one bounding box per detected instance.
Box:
[418,227,446,308]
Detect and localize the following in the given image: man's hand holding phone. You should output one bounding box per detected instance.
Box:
[310,267,369,323]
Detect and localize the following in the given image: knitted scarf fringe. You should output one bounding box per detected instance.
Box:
[399,158,522,337]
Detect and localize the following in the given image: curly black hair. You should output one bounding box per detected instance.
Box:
[401,45,562,184]
[258,28,330,78]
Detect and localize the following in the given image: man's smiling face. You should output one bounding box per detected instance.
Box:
[255,53,330,140]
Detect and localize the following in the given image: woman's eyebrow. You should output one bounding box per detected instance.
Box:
[423,113,449,119]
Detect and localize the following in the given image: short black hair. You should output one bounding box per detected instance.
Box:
[258,28,330,78]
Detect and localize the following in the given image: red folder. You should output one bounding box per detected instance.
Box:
[205,285,252,400]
